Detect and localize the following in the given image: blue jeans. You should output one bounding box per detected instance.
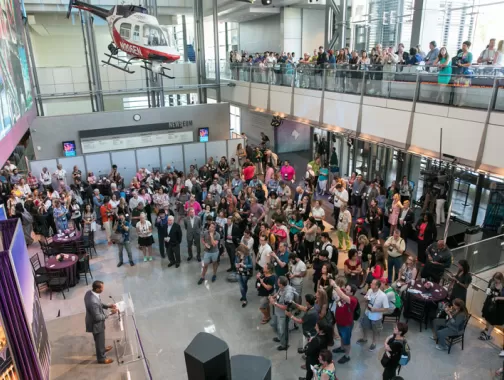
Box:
[388,256,402,284]
[271,314,288,347]
[238,274,249,301]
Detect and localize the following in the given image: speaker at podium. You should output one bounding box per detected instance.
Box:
[184,332,231,380]
[231,355,272,380]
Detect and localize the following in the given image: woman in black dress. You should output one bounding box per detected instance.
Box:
[301,321,331,380]
[449,260,472,303]
[479,272,504,341]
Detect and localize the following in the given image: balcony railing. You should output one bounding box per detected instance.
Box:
[217,62,504,111]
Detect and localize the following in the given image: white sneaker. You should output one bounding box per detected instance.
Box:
[499,350,504,357]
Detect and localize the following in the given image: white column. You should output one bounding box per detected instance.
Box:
[282,8,302,57]
[410,0,441,48]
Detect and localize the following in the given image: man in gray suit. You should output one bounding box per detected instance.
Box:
[84,281,117,364]
[184,207,202,262]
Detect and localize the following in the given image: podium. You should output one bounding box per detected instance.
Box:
[111,293,144,365]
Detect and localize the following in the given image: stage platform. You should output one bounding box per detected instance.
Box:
[46,312,149,380]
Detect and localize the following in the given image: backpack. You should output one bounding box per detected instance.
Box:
[353,299,361,321]
[386,288,402,310]
[398,340,411,366]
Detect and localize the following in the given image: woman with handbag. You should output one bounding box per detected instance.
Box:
[235,243,253,308]
[381,322,408,380]
[300,322,332,380]
[479,272,504,342]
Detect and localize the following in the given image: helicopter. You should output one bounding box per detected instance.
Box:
[66,0,180,78]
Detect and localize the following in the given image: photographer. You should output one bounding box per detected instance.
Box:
[257,263,276,324]
[113,211,134,267]
[269,276,296,351]
[286,294,318,339]
[384,229,405,284]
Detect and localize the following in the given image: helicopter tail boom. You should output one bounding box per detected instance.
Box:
[66,0,109,20]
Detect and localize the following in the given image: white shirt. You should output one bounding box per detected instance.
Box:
[322,242,334,260]
[333,188,349,208]
[258,243,272,269]
[91,290,101,302]
[209,184,222,195]
[241,236,254,255]
[365,289,389,321]
[190,217,194,228]
[312,206,325,221]
[55,169,66,181]
[337,210,352,232]
[184,179,193,191]
[290,260,307,286]
[40,171,51,185]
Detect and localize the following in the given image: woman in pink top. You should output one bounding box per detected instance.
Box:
[264,162,275,184]
[280,160,296,182]
[184,195,202,215]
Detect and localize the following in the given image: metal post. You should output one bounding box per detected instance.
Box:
[470,173,485,226]
[23,22,44,116]
[81,12,97,112]
[212,0,221,102]
[475,78,499,170]
[182,15,189,63]
[88,15,104,111]
[194,0,206,103]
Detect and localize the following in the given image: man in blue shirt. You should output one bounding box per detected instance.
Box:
[114,212,134,267]
[154,209,169,258]
[271,242,290,278]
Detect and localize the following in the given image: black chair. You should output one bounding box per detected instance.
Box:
[405,297,427,331]
[383,304,404,324]
[47,270,69,300]
[438,314,472,354]
[82,231,97,258]
[78,254,93,285]
[33,271,49,298]
[30,254,48,276]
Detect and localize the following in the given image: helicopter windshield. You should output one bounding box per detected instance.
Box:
[143,25,167,47]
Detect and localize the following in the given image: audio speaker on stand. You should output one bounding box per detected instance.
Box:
[184,332,231,380]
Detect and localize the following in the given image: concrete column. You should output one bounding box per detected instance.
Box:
[281,8,302,58]
[194,0,207,103]
[410,0,440,48]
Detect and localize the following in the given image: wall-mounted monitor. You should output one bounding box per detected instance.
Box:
[62,141,76,157]
[198,127,209,143]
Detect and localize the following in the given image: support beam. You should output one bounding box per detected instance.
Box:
[24,22,44,116]
[194,0,207,103]
[212,0,221,102]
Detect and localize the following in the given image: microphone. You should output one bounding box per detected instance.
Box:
[109,296,121,322]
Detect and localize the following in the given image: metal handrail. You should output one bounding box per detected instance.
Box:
[452,233,504,250]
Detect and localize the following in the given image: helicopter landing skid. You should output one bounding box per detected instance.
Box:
[140,63,175,79]
[101,54,137,74]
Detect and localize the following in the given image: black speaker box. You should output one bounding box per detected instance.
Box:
[231,355,272,380]
[184,332,231,380]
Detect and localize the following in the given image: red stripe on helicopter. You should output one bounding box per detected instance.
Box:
[112,28,179,62]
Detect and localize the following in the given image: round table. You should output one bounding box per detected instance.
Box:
[52,230,82,244]
[46,254,79,287]
[408,281,448,302]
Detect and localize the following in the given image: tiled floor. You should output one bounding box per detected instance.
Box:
[36,228,504,380]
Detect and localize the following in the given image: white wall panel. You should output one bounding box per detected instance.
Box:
[250,88,268,109]
[85,153,112,178]
[222,83,249,105]
[489,112,504,126]
[415,103,449,117]
[363,96,387,107]
[270,91,292,115]
[386,99,412,111]
[481,124,504,169]
[160,145,184,172]
[301,9,324,57]
[411,113,484,161]
[361,106,409,143]
[293,94,321,121]
[110,151,137,183]
[183,143,206,172]
[136,147,161,172]
[447,107,487,123]
[206,141,227,163]
[323,99,358,131]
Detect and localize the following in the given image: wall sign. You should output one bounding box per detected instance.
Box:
[166,120,193,129]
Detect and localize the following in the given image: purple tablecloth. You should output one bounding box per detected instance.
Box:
[408,281,448,302]
[46,254,79,287]
[52,230,82,244]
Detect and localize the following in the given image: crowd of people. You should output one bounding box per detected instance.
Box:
[3,130,503,379]
[229,38,504,105]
